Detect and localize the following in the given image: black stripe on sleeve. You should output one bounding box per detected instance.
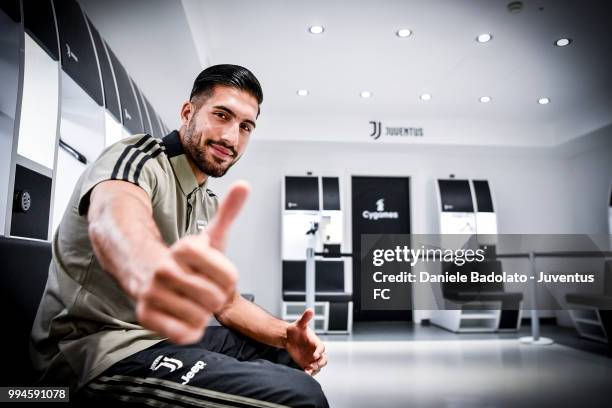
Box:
[132,146,165,186]
[110,135,152,180]
[121,137,159,181]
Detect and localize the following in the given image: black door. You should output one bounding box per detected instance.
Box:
[352,176,411,321]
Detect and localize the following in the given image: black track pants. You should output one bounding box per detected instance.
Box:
[82,326,329,408]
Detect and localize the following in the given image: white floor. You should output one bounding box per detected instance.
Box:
[316,339,612,407]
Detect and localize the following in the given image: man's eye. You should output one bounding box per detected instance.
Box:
[214,112,227,119]
[240,124,252,132]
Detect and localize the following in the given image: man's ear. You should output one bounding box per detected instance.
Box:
[180,101,193,126]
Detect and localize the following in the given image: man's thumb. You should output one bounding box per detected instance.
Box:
[296,308,314,329]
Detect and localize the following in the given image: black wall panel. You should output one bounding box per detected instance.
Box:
[473,180,494,212]
[87,20,120,122]
[53,0,103,105]
[282,260,345,292]
[10,165,52,240]
[107,46,142,134]
[145,97,163,138]
[438,179,474,212]
[315,260,345,291]
[134,85,152,135]
[351,176,412,321]
[23,0,59,60]
[328,302,349,331]
[322,177,340,210]
[285,176,319,210]
[0,0,21,22]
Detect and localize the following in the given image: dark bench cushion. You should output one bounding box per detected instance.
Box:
[0,236,51,386]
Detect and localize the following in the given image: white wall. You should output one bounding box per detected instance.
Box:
[562,125,612,234]
[208,126,611,318]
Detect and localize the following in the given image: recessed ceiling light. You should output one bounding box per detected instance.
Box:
[555,38,572,47]
[396,28,412,38]
[479,96,491,103]
[420,93,432,101]
[309,25,324,34]
[296,89,309,96]
[360,91,372,98]
[538,97,550,105]
[476,33,493,43]
[507,1,524,14]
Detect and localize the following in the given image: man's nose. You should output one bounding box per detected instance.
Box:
[221,124,240,146]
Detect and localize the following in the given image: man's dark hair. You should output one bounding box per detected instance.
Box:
[190,64,263,110]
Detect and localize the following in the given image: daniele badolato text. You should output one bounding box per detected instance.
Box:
[368,246,594,301]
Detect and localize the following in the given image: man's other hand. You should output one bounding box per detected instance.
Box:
[286,309,328,376]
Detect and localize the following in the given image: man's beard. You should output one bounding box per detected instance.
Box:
[183,122,238,178]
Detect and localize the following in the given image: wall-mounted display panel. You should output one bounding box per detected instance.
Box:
[473,180,497,235]
[53,0,103,106]
[23,0,59,61]
[322,177,340,211]
[144,96,163,138]
[107,47,142,135]
[87,19,120,122]
[134,84,152,135]
[438,179,477,234]
[285,176,319,211]
[438,179,474,213]
[0,0,20,22]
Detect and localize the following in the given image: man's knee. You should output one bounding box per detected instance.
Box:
[290,371,329,408]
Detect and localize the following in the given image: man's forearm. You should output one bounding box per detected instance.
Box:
[216,293,289,349]
[88,181,166,298]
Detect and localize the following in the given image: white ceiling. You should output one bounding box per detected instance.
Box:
[83,0,612,147]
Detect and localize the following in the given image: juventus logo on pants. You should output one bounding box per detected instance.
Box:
[150,355,183,372]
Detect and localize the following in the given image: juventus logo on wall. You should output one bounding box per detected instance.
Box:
[369,121,425,140]
[369,121,382,140]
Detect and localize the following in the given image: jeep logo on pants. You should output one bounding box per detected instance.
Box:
[182,361,207,385]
